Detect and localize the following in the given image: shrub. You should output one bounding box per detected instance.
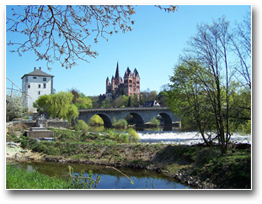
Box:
[150,117,160,127]
[113,119,128,129]
[118,133,129,143]
[74,120,89,134]
[128,128,140,143]
[89,115,104,126]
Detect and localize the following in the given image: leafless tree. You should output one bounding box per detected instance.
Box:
[7,5,136,70]
[7,5,177,70]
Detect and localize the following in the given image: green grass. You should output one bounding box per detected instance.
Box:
[6,165,69,189]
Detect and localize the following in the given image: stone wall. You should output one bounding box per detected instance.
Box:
[47,121,70,129]
[6,120,70,129]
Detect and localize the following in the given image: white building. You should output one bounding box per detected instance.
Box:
[21,67,54,112]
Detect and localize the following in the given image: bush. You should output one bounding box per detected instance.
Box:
[89,115,104,126]
[118,133,129,143]
[112,119,128,129]
[128,128,140,143]
[74,120,89,134]
[150,117,160,127]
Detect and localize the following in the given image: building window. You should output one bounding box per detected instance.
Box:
[43,78,46,81]
[33,77,37,79]
[38,84,41,88]
[28,85,30,88]
[43,83,46,88]
[38,91,41,95]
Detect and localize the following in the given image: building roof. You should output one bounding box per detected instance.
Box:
[21,68,54,79]
[143,100,160,107]
[115,62,120,78]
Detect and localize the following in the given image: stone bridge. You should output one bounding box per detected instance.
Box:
[77,107,180,128]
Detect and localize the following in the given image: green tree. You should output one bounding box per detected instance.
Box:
[32,94,50,114]
[127,96,132,107]
[33,91,79,121]
[101,98,111,108]
[166,60,216,146]
[168,16,251,154]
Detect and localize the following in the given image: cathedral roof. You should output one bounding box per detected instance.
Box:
[134,68,139,77]
[124,67,131,77]
[115,62,120,78]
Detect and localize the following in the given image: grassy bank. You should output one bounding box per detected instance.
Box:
[6,165,69,189]
[8,128,251,189]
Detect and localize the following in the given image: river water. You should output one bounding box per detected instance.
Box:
[12,162,192,189]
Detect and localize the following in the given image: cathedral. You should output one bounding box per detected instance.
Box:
[106,62,140,99]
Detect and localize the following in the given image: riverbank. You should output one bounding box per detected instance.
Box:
[6,140,251,189]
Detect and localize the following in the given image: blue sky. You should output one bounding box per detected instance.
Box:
[5,4,251,97]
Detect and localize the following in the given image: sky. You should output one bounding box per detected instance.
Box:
[5,3,251,97]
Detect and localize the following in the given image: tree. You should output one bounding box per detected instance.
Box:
[166,60,217,146]
[33,91,79,121]
[127,96,132,107]
[100,97,111,108]
[7,5,135,69]
[6,94,27,121]
[7,5,177,70]
[231,11,251,90]
[168,16,251,154]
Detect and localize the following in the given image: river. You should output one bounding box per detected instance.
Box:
[12,162,193,189]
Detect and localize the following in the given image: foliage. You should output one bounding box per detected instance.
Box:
[127,128,140,143]
[112,119,128,129]
[69,89,92,109]
[68,166,100,189]
[100,98,111,108]
[167,16,251,154]
[150,117,160,127]
[74,120,89,135]
[89,115,104,126]
[166,60,217,145]
[6,94,27,121]
[33,91,79,121]
[112,117,117,125]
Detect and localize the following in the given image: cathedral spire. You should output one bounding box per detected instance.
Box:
[115,61,120,78]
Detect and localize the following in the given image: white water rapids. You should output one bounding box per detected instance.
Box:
[137,131,251,145]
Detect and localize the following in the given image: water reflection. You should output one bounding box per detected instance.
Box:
[13,162,192,189]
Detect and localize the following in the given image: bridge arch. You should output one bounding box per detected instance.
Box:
[123,112,144,127]
[82,113,112,128]
[157,112,173,126]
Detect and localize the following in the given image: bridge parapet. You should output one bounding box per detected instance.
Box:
[78,107,170,113]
